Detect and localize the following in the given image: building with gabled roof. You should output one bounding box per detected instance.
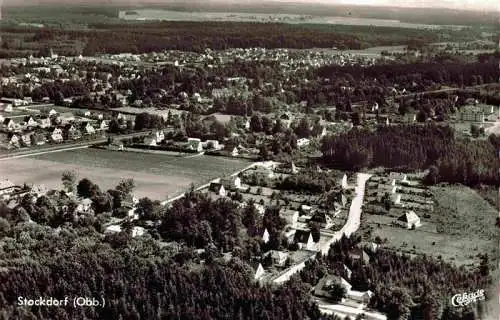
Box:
[397,210,421,229]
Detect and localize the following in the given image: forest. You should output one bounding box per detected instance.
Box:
[0,19,462,58]
[0,179,335,320]
[316,61,500,88]
[321,124,499,186]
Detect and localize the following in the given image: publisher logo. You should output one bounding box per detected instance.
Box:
[451,289,485,307]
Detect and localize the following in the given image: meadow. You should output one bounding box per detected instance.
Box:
[367,185,498,268]
[0,148,250,200]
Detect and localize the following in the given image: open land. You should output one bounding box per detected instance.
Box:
[0,148,250,200]
[368,185,498,267]
[119,10,466,30]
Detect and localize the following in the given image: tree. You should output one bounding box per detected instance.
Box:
[250,114,263,132]
[135,197,161,221]
[259,144,271,160]
[116,179,135,196]
[61,170,77,194]
[77,178,100,199]
[326,281,347,303]
[424,165,440,185]
[351,112,361,126]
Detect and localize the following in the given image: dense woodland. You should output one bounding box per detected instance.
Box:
[300,236,491,320]
[0,228,327,320]
[321,124,499,186]
[316,61,499,88]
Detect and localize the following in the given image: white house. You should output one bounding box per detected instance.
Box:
[209,183,226,196]
[397,211,421,229]
[262,228,270,243]
[297,138,310,148]
[77,198,93,213]
[294,230,317,251]
[222,176,241,189]
[266,250,288,267]
[231,147,239,157]
[144,135,158,146]
[341,174,348,189]
[254,263,265,281]
[50,128,63,143]
[391,193,401,205]
[152,129,165,143]
[187,137,203,152]
[204,139,220,150]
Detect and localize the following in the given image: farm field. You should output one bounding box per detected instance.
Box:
[367,185,498,268]
[119,10,465,30]
[0,148,251,200]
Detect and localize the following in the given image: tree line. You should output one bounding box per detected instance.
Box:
[321,124,499,186]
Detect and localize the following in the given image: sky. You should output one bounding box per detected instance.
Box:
[1,0,499,12]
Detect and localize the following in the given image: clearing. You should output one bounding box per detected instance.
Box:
[0,148,250,200]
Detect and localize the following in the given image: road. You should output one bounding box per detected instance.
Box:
[0,131,152,160]
[392,83,497,100]
[320,172,372,255]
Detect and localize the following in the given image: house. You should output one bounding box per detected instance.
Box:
[77,198,93,213]
[3,118,16,131]
[7,133,20,148]
[265,250,288,267]
[253,263,265,281]
[297,138,310,148]
[231,147,239,157]
[30,132,46,146]
[204,139,220,150]
[187,138,203,152]
[23,116,38,127]
[348,290,374,304]
[397,211,421,229]
[349,248,370,264]
[151,129,165,143]
[389,172,408,183]
[50,128,63,143]
[313,275,352,300]
[48,109,58,117]
[98,120,109,131]
[341,174,348,189]
[221,176,241,190]
[294,230,317,251]
[20,133,31,147]
[63,124,81,140]
[209,183,226,196]
[279,209,299,228]
[80,122,95,135]
[262,228,270,243]
[38,116,51,128]
[343,264,352,280]
[144,135,158,146]
[391,193,401,205]
[1,104,13,113]
[310,211,334,229]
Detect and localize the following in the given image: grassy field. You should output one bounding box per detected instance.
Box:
[0,148,250,200]
[367,185,498,268]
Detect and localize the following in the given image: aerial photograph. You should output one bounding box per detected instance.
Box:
[0,0,498,319]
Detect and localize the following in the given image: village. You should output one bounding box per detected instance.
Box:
[0,38,498,320]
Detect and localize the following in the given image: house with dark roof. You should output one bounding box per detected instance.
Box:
[23,116,38,127]
[313,275,352,301]
[349,248,370,264]
[209,183,226,196]
[397,211,421,229]
[294,230,317,251]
